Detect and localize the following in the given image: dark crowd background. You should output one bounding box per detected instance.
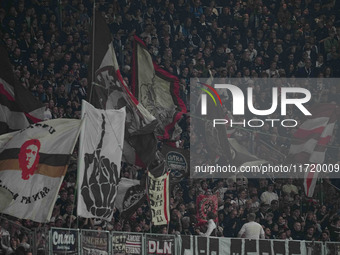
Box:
[1,0,340,254]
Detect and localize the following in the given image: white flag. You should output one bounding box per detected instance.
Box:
[0,119,81,222]
[77,100,125,220]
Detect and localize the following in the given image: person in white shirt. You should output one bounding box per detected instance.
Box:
[260,183,279,205]
[196,211,217,237]
[282,178,298,196]
[238,213,265,239]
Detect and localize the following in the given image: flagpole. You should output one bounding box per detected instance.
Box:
[76,101,88,228]
[89,0,96,103]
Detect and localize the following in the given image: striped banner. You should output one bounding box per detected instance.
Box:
[0,119,81,222]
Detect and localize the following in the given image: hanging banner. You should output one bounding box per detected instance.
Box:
[81,230,109,255]
[179,237,325,255]
[51,228,79,255]
[147,171,170,226]
[146,235,175,255]
[112,232,143,255]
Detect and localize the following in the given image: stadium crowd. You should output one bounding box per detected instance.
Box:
[1,0,340,253]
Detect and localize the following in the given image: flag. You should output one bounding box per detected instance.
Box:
[147,170,170,226]
[132,35,187,140]
[288,104,337,197]
[161,144,189,183]
[196,194,218,226]
[77,100,125,220]
[114,177,146,218]
[88,12,157,167]
[0,46,45,134]
[0,119,81,222]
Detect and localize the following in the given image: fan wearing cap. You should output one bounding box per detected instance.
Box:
[260,183,278,205]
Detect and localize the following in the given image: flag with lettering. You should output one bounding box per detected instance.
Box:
[0,119,81,222]
[288,104,337,197]
[77,100,126,221]
[88,12,157,167]
[147,169,170,226]
[132,35,187,140]
[0,46,45,134]
[161,144,189,183]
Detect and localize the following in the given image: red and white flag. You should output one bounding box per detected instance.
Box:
[132,36,187,140]
[0,47,45,134]
[288,104,337,197]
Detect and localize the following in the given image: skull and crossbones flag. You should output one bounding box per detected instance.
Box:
[0,119,81,222]
[77,100,126,220]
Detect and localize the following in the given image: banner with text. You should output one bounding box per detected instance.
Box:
[162,145,189,183]
[180,236,324,255]
[112,232,143,255]
[147,171,170,226]
[146,235,175,255]
[51,228,79,255]
[81,230,109,255]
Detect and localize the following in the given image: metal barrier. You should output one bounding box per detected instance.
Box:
[47,228,340,255]
[34,225,50,255]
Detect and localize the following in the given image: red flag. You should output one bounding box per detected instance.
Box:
[196,194,218,226]
[0,46,44,134]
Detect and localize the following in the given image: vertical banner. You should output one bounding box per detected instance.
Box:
[148,171,170,226]
[77,100,126,221]
[196,195,218,225]
[50,228,79,255]
[146,235,175,255]
[81,230,109,255]
[112,232,143,255]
